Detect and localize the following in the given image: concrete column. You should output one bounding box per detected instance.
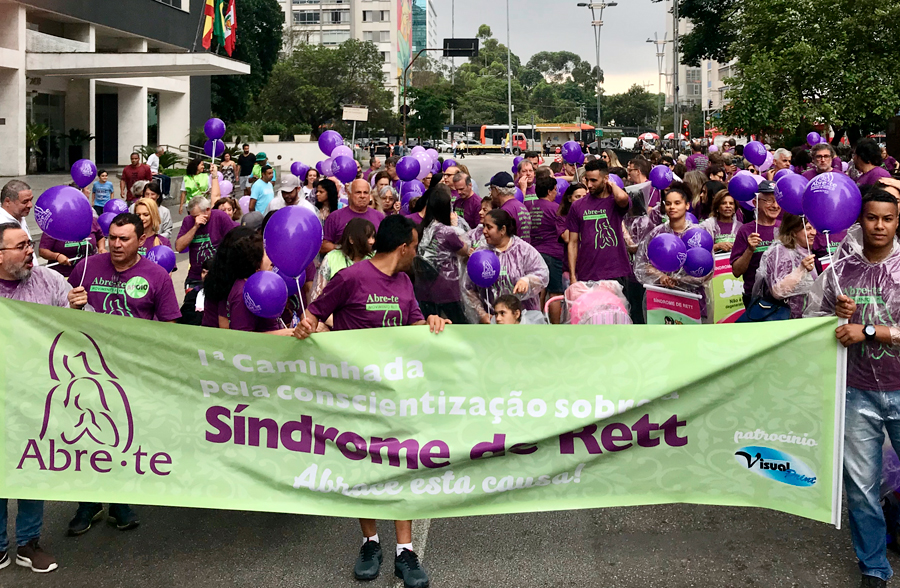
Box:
[118,37,148,53]
[65,79,96,163]
[0,3,27,176]
[117,85,148,165]
[158,85,190,150]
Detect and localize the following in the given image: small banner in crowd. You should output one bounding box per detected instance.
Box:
[644,285,703,325]
[0,298,845,526]
[709,253,746,324]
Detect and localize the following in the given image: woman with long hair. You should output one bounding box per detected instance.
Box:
[219,152,237,185]
[701,189,742,253]
[682,170,708,218]
[311,218,376,302]
[414,184,470,324]
[202,226,292,334]
[314,178,340,224]
[213,196,243,222]
[133,197,172,256]
[599,149,623,169]
[136,181,173,240]
[302,168,320,204]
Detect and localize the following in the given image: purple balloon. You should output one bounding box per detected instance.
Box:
[98,212,116,237]
[739,198,756,211]
[608,175,625,190]
[512,156,524,175]
[649,165,674,191]
[467,250,502,288]
[274,267,300,296]
[774,174,808,216]
[204,139,224,158]
[263,206,323,278]
[647,233,687,273]
[318,130,343,156]
[685,212,699,225]
[556,178,570,199]
[744,141,767,167]
[146,245,176,273]
[219,180,234,197]
[803,172,862,234]
[561,141,582,164]
[411,146,426,155]
[243,271,288,319]
[291,161,309,179]
[70,159,97,189]
[773,168,794,183]
[34,186,93,242]
[331,155,358,184]
[332,145,354,159]
[204,118,226,140]
[442,159,458,172]
[104,199,129,215]
[400,180,425,206]
[807,131,821,146]
[396,156,421,182]
[431,159,442,175]
[683,247,714,277]
[412,151,432,180]
[426,148,439,162]
[728,173,759,202]
[323,157,335,177]
[681,226,713,251]
[514,188,524,203]
[339,196,349,207]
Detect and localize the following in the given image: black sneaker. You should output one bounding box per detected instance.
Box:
[67,503,103,536]
[0,551,9,570]
[859,576,886,588]
[353,540,383,581]
[394,548,429,588]
[108,504,140,531]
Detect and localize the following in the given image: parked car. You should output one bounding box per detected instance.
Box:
[437,140,452,153]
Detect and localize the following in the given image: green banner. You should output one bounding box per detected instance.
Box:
[0,299,845,525]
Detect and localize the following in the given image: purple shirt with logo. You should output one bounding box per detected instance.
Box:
[501,198,532,244]
[730,223,779,296]
[138,234,172,257]
[454,193,482,229]
[69,254,181,321]
[323,206,384,244]
[177,209,237,280]
[527,198,565,261]
[40,217,104,277]
[566,193,632,281]
[308,260,424,331]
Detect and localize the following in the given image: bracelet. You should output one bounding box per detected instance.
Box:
[57,253,63,262]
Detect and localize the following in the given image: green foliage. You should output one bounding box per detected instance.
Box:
[253,39,393,138]
[408,85,450,139]
[681,0,900,139]
[26,123,50,155]
[605,85,659,128]
[211,0,283,123]
[63,128,94,145]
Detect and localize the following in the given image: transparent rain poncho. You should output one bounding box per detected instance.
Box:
[803,225,900,392]
[462,235,549,322]
[700,216,742,246]
[633,222,712,295]
[752,241,818,319]
[414,221,470,304]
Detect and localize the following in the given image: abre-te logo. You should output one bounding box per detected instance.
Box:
[686,234,704,249]
[808,173,837,196]
[481,260,496,281]
[676,251,688,266]
[243,291,262,314]
[734,445,816,487]
[33,205,52,231]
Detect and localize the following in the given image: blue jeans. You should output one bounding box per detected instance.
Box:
[0,499,44,551]
[844,386,900,581]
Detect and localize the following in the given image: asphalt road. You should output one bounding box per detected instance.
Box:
[2,157,874,587]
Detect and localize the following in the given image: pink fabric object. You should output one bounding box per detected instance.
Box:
[565,280,631,325]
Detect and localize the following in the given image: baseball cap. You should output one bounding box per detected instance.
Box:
[758,180,775,193]
[485,171,515,188]
[241,211,263,232]
[279,174,301,192]
[255,152,267,161]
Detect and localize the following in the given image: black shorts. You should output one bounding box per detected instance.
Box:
[540,253,564,294]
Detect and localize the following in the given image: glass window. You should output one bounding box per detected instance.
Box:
[293,10,320,24]
[323,30,350,45]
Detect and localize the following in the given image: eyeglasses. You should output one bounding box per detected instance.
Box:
[0,240,35,252]
[813,154,832,160]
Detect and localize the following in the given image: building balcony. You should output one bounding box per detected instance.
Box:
[26,51,251,78]
[26,29,90,53]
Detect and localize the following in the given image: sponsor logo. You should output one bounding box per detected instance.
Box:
[124,276,150,299]
[734,446,816,487]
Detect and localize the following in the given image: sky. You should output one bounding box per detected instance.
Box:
[433,0,669,95]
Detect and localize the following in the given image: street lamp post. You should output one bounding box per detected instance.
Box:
[646,33,670,137]
[507,0,512,157]
[577,1,617,135]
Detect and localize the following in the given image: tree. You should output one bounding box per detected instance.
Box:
[210,0,283,123]
[408,85,450,139]
[680,0,900,141]
[605,85,658,128]
[253,40,393,137]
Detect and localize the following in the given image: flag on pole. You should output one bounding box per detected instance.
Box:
[213,0,227,46]
[224,0,237,56]
[201,0,215,49]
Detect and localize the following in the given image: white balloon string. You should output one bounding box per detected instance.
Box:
[803,215,810,252]
[825,232,844,298]
[78,242,88,288]
[295,276,305,317]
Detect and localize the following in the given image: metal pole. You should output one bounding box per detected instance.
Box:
[593,6,602,128]
[450,0,455,128]
[506,0,513,157]
[672,0,680,157]
[351,120,357,149]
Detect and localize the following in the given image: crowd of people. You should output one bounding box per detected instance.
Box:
[0,133,899,587]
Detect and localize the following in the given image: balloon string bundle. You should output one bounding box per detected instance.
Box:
[825,232,845,298]
[295,276,306,317]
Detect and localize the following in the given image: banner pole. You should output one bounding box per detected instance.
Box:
[832,319,848,529]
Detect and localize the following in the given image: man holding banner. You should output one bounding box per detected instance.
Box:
[805,189,900,588]
[294,215,449,588]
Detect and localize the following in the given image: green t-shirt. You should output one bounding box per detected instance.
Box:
[183,174,209,200]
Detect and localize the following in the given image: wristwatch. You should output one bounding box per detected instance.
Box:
[864,325,876,342]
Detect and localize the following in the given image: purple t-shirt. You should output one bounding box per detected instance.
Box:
[308,259,424,331]
[812,229,848,259]
[40,218,103,277]
[454,193,482,229]
[501,198,532,244]
[177,209,237,280]
[69,254,181,321]
[802,167,842,181]
[202,298,225,328]
[730,223,779,296]
[138,234,172,257]
[226,278,282,332]
[685,153,709,172]
[566,193,632,281]
[0,266,71,307]
[856,166,891,187]
[323,206,384,244]
[527,198,565,261]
